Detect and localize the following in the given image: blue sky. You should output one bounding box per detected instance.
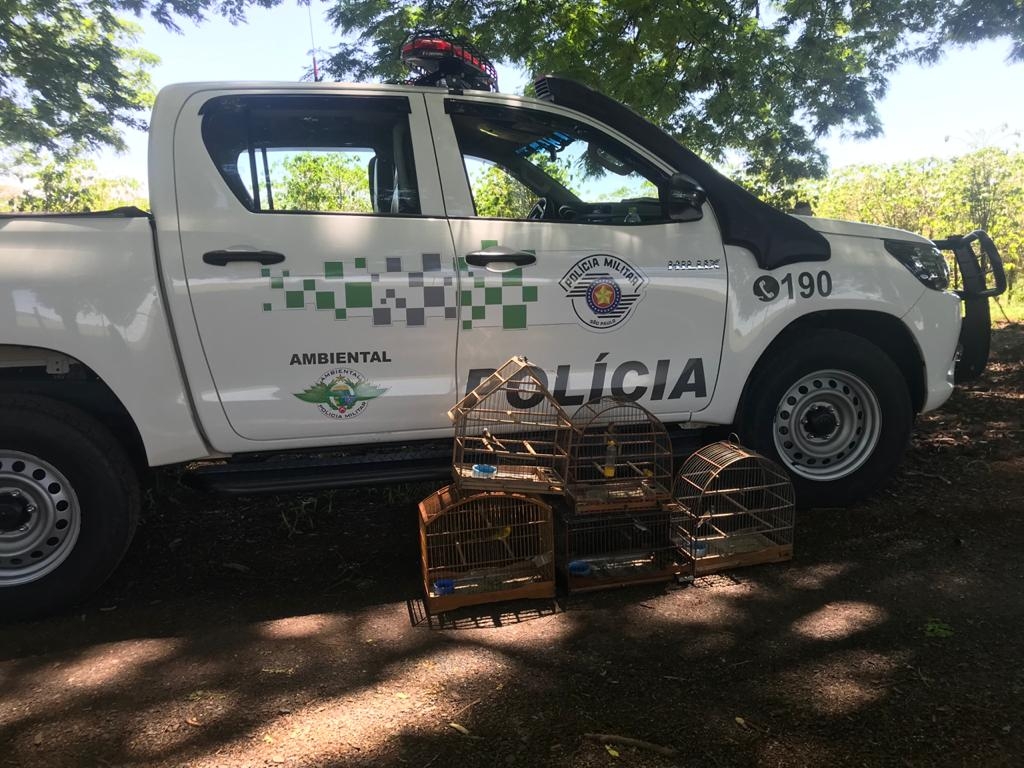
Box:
[100,1,1024,188]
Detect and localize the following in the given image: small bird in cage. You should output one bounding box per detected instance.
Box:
[481,428,507,452]
[460,524,513,545]
[604,437,618,478]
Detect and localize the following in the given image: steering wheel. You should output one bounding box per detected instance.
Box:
[527,197,548,220]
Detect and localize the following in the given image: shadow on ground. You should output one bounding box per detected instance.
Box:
[1,326,1022,768]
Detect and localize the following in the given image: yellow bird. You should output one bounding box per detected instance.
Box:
[487,525,512,542]
[463,525,512,545]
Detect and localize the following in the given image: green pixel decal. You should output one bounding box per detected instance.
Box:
[261,244,539,330]
[457,240,537,330]
[262,253,457,327]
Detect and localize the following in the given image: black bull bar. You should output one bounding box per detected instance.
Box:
[932,230,1007,381]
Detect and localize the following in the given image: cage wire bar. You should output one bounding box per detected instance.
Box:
[449,357,573,494]
[558,505,693,593]
[419,484,556,613]
[568,397,674,513]
[673,441,794,575]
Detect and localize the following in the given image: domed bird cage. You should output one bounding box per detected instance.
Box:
[418,485,555,613]
[449,357,573,494]
[567,397,673,513]
[673,441,795,575]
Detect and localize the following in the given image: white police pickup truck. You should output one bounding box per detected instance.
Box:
[0,70,1006,617]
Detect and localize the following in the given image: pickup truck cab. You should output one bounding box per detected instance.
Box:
[0,73,1005,618]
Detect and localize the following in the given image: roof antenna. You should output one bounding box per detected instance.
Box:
[306,0,322,82]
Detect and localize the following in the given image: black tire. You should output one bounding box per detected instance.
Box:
[0,395,140,621]
[735,329,913,508]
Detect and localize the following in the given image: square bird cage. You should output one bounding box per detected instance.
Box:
[673,441,795,575]
[449,357,573,494]
[568,397,674,513]
[558,505,693,593]
[418,484,556,613]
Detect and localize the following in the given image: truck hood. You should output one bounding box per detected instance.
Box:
[794,215,932,244]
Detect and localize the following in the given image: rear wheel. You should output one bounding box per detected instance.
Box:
[736,330,913,507]
[0,396,139,620]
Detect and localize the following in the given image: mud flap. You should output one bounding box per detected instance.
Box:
[933,231,1007,382]
[957,297,991,381]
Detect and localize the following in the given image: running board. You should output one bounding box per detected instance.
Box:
[184,430,709,496]
[184,442,454,495]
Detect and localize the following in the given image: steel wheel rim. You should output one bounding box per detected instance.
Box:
[772,369,882,481]
[0,451,81,586]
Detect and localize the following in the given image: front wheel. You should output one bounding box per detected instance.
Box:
[0,395,140,620]
[735,330,913,507]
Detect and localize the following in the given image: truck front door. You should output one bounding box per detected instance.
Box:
[173,90,459,444]
[426,94,728,418]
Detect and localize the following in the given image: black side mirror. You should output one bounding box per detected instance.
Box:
[662,173,707,221]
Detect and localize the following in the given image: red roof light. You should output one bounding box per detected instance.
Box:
[400,30,498,91]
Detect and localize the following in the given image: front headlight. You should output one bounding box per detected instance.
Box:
[884,239,950,290]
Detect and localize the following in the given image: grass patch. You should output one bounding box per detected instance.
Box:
[995,298,1024,324]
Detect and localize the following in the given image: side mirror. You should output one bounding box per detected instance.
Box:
[662,173,707,221]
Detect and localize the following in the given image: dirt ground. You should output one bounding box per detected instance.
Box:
[2,324,1023,768]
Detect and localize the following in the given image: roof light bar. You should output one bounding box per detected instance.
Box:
[400,29,498,92]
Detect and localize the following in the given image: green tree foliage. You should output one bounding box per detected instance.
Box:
[1,0,281,152]
[1,151,147,212]
[468,153,576,218]
[273,153,373,212]
[606,181,659,201]
[116,0,283,31]
[1,6,154,151]
[809,149,1024,298]
[809,159,949,233]
[933,1,1024,61]
[324,1,1022,181]
[469,163,535,218]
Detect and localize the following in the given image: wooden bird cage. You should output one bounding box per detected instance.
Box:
[558,506,693,593]
[448,357,573,494]
[568,397,673,513]
[418,484,555,613]
[673,441,795,575]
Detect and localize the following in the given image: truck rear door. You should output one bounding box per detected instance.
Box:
[172,89,458,443]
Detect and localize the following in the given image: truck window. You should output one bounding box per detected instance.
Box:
[447,101,665,224]
[200,94,421,215]
[463,157,537,218]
